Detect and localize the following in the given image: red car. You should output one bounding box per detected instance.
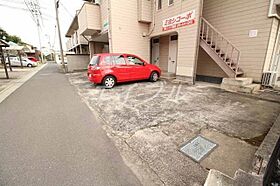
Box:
[28,57,39,62]
[88,53,161,88]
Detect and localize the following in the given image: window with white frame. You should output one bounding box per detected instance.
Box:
[158,0,162,10]
[168,0,174,6]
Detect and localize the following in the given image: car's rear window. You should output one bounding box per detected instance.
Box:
[89,56,100,66]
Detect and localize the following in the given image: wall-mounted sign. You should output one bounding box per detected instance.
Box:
[249,30,258,38]
[162,10,195,31]
[103,20,109,32]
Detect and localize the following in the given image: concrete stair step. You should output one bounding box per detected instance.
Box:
[222,78,253,86]
[233,169,262,186]
[221,83,260,94]
[242,84,261,93]
[221,78,260,94]
[204,169,235,186]
[204,169,262,186]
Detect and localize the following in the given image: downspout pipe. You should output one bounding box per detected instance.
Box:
[268,21,280,72]
[145,0,156,37]
[108,0,113,53]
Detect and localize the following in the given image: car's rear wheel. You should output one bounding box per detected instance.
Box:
[103,76,116,88]
[150,71,159,82]
[27,64,32,68]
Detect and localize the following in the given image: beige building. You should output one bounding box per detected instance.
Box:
[65,0,280,88]
[65,14,90,54]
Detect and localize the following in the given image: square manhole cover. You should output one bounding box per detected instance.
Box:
[180,135,218,162]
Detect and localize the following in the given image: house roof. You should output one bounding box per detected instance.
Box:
[65,15,79,37]
[5,41,24,50]
[0,39,9,47]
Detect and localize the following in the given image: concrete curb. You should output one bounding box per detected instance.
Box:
[253,114,280,175]
[0,64,47,104]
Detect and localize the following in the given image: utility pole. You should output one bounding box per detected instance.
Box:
[54,0,65,72]
[6,52,12,71]
[37,17,44,63]
[18,50,23,69]
[0,47,9,79]
[24,0,44,63]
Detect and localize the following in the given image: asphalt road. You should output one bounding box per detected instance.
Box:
[0,63,141,186]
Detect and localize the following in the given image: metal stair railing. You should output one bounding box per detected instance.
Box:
[200,17,242,77]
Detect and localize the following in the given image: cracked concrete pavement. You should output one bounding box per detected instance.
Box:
[67,72,280,185]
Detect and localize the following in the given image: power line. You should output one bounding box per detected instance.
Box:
[3,0,45,10]
[24,0,44,61]
[0,1,53,21]
[1,0,25,5]
[23,1,38,24]
[0,3,39,25]
[60,2,74,18]
[0,3,29,11]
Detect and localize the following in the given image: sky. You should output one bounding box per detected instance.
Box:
[0,0,84,50]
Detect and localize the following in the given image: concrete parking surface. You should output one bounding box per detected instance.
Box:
[68,72,280,185]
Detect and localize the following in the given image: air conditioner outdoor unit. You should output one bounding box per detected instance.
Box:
[261,71,279,87]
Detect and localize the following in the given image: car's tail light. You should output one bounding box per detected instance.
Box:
[94,66,101,70]
[88,65,100,70]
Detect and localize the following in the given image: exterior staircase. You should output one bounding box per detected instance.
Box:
[200,18,244,78]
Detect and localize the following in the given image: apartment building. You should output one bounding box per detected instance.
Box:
[65,14,90,54]
[65,0,280,88]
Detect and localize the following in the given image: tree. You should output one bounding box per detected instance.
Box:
[7,35,24,44]
[0,28,9,40]
[0,27,25,45]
